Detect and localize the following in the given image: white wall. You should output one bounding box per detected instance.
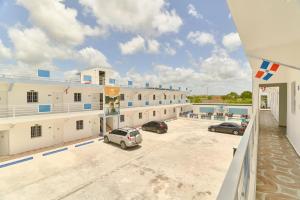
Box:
[119,105,190,128]
[8,115,100,155]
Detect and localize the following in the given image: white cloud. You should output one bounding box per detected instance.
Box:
[0,40,12,60]
[164,43,176,55]
[8,27,70,65]
[79,0,182,36]
[187,31,215,46]
[147,39,160,54]
[78,47,111,68]
[119,35,145,55]
[17,0,104,46]
[119,48,251,94]
[175,38,184,47]
[119,36,160,55]
[187,4,203,19]
[222,32,241,51]
[200,48,250,81]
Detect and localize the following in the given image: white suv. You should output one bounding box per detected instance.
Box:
[104,128,143,149]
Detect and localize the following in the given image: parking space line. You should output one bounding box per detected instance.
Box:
[0,157,33,168]
[74,140,94,148]
[42,147,68,157]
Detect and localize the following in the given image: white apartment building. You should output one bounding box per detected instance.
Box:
[0,67,191,156]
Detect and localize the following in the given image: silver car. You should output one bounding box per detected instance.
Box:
[104,128,143,149]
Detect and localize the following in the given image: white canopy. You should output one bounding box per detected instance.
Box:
[227,0,300,69]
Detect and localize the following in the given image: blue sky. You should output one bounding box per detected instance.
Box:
[0,0,251,95]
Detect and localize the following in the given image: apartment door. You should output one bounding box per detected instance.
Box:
[100,93,104,110]
[53,123,63,145]
[52,92,63,112]
[0,131,9,156]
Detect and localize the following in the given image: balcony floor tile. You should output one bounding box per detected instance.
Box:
[256,111,300,199]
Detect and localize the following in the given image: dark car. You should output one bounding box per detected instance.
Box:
[142,121,168,134]
[208,122,245,135]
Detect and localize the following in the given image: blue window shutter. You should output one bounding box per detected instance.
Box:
[84,103,92,110]
[38,70,50,78]
[39,105,51,112]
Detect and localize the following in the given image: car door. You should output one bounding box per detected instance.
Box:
[149,122,157,132]
[109,130,118,143]
[217,123,228,133]
[118,130,127,143]
[224,124,234,133]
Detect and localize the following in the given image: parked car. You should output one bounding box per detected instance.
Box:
[104,128,143,149]
[208,122,245,135]
[142,121,168,134]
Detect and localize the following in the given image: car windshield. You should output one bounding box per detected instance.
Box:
[130,130,140,137]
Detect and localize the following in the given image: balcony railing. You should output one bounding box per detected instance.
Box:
[0,102,103,118]
[217,111,258,200]
[120,99,188,108]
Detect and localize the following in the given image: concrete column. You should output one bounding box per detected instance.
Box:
[103,117,106,135]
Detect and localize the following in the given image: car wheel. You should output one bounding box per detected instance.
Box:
[104,136,109,143]
[211,128,215,132]
[120,141,127,149]
[142,127,146,131]
[157,129,162,134]
[233,130,239,135]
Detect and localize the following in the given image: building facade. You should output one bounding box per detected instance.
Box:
[0,67,191,156]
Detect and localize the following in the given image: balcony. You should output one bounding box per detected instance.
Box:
[120,99,188,108]
[217,111,300,199]
[0,102,102,118]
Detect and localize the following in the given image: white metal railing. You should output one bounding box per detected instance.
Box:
[120,99,188,108]
[0,74,81,84]
[217,111,258,200]
[0,102,102,118]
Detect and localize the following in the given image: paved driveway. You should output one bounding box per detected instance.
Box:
[0,119,241,200]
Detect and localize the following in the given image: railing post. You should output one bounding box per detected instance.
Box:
[12,106,15,118]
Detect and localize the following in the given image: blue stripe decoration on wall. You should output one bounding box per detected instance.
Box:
[128,80,133,86]
[0,157,33,168]
[109,78,116,85]
[84,103,92,110]
[42,147,68,156]
[200,107,214,113]
[83,75,92,82]
[128,101,133,107]
[38,69,50,78]
[228,108,248,115]
[39,105,51,113]
[260,60,270,69]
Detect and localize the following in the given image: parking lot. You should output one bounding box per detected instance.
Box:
[0,119,241,200]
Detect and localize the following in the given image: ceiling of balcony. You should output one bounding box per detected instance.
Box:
[227,0,300,70]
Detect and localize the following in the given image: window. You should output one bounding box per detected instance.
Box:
[31,124,42,138]
[153,110,156,117]
[76,120,84,130]
[120,94,125,101]
[164,109,167,115]
[138,94,142,100]
[181,94,183,99]
[153,94,156,100]
[181,107,183,112]
[173,108,176,113]
[174,95,176,100]
[164,94,167,100]
[27,90,38,103]
[139,112,142,119]
[74,93,82,102]
[120,115,125,122]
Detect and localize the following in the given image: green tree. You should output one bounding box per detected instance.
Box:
[224,92,239,100]
[240,91,252,99]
